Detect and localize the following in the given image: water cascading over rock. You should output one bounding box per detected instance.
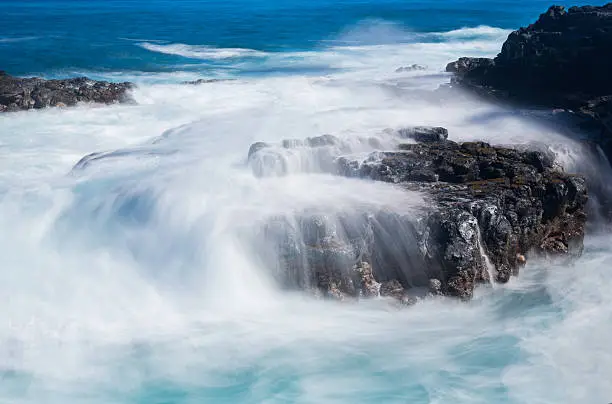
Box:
[247,126,588,301]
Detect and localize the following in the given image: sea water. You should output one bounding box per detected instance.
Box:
[1,0,611,403]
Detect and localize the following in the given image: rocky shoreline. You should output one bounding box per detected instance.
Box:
[0,71,133,112]
[446,3,612,160]
[6,3,605,302]
[247,127,587,301]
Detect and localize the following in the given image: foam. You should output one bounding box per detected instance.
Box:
[1,23,612,403]
[437,25,511,40]
[138,42,268,60]
[0,36,38,44]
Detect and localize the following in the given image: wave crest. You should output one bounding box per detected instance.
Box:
[437,25,511,40]
[138,42,268,60]
[0,36,38,44]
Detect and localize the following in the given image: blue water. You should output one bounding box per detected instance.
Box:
[2,1,612,403]
[0,0,606,76]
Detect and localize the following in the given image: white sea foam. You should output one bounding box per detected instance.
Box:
[1,24,611,403]
[138,42,268,59]
[437,25,511,40]
[0,36,38,44]
[125,24,509,84]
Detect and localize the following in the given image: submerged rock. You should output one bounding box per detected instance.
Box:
[182,78,228,85]
[354,262,381,298]
[395,64,427,73]
[380,280,405,299]
[0,71,133,112]
[248,127,588,302]
[445,4,612,158]
[428,279,443,296]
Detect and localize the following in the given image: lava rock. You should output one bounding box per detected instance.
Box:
[445,4,612,159]
[0,71,134,112]
[248,128,588,302]
[445,57,495,75]
[354,262,381,298]
[380,280,405,299]
[247,142,271,159]
[397,126,449,143]
[428,278,443,296]
[395,64,427,73]
[336,137,587,299]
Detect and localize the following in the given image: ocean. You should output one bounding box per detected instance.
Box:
[1,0,611,403]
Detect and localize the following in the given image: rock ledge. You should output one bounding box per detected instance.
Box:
[0,71,133,112]
[248,127,587,301]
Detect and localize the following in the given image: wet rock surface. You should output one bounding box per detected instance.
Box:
[248,126,588,301]
[0,71,133,112]
[356,141,586,298]
[445,4,612,158]
[397,126,449,143]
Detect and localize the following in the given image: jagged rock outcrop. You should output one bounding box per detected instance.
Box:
[248,127,588,301]
[445,3,612,158]
[0,71,133,112]
[337,138,586,298]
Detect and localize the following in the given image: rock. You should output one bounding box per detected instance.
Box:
[427,210,484,299]
[397,126,449,143]
[380,280,405,299]
[395,64,427,73]
[354,262,381,298]
[352,139,587,297]
[0,72,134,112]
[398,296,418,306]
[445,4,612,158]
[248,128,588,302]
[445,57,495,75]
[247,142,271,159]
[428,278,443,296]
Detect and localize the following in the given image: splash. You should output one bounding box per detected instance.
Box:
[1,23,612,404]
[476,227,497,286]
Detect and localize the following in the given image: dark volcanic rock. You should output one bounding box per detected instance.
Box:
[397,126,449,143]
[351,140,586,298]
[248,129,588,301]
[395,64,427,73]
[445,57,495,76]
[0,71,134,112]
[445,3,612,157]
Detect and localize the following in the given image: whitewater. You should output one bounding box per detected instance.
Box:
[1,21,612,404]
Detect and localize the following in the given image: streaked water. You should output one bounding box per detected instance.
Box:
[1,1,611,403]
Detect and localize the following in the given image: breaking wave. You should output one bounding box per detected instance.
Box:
[138,42,268,60]
[1,17,611,404]
[0,36,38,44]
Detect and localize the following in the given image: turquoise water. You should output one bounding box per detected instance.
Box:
[1,1,612,403]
